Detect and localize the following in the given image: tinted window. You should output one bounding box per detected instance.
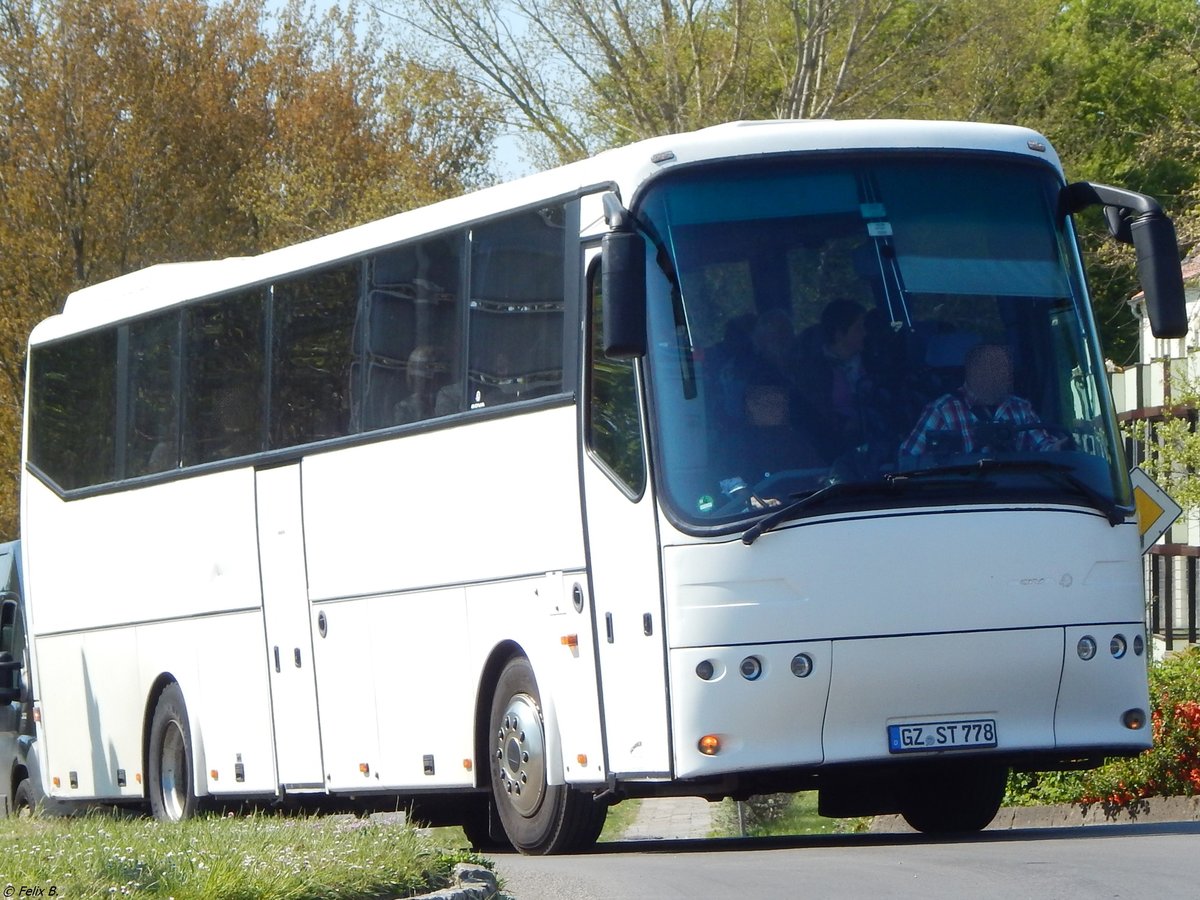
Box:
[362,237,463,429]
[184,290,265,466]
[126,312,180,476]
[467,207,565,410]
[588,261,645,494]
[29,329,118,489]
[271,264,359,447]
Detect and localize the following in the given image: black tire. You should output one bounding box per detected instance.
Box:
[897,762,1007,834]
[13,777,34,817]
[460,800,515,853]
[487,656,607,854]
[147,683,198,822]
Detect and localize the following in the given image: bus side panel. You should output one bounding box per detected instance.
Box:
[22,471,276,802]
[301,407,597,791]
[33,629,142,799]
[465,574,605,787]
[301,408,587,601]
[311,597,382,792]
[135,613,279,797]
[372,586,473,788]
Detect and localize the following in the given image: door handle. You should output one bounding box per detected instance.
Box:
[294,648,302,668]
[273,646,281,673]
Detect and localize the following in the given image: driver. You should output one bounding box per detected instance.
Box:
[900,343,1064,456]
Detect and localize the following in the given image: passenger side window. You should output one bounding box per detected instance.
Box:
[126,312,180,476]
[29,329,118,489]
[271,264,360,448]
[361,237,463,430]
[467,207,566,410]
[184,290,265,466]
[587,259,646,495]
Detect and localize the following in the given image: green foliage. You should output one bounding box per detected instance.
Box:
[0,0,498,539]
[0,811,468,899]
[711,792,866,837]
[1006,647,1200,810]
[1125,368,1200,514]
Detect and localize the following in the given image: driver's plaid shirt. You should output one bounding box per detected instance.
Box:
[900,389,1056,456]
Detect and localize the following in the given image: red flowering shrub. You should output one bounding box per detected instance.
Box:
[1007,646,1200,810]
[1076,648,1200,809]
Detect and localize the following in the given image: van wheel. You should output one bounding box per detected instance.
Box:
[14,777,34,817]
[148,683,198,821]
[897,763,1007,834]
[487,656,606,854]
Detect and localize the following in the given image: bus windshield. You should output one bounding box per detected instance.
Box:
[637,155,1129,531]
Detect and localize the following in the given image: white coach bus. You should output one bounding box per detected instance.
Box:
[20,120,1186,853]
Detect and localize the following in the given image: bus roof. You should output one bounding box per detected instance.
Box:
[32,119,1059,344]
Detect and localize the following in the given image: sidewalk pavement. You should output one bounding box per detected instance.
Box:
[619,796,716,841]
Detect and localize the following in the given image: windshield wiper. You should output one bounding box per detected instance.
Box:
[741,480,898,545]
[888,458,1129,526]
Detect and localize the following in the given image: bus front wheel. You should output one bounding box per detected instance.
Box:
[897,762,1007,834]
[147,683,198,822]
[487,656,606,854]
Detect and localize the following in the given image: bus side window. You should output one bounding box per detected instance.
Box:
[467,207,566,408]
[271,264,359,448]
[126,311,181,476]
[184,290,266,466]
[29,330,118,490]
[361,236,463,430]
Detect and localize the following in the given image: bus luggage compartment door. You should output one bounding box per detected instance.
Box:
[255,463,325,790]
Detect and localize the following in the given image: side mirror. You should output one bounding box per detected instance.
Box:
[601,194,647,358]
[0,651,21,704]
[1061,181,1188,338]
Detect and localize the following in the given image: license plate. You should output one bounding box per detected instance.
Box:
[887,718,997,753]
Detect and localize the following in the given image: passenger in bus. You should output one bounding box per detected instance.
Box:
[394,345,448,425]
[794,299,874,461]
[899,343,1064,457]
[740,384,821,478]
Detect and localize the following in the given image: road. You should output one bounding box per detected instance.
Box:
[493,820,1199,899]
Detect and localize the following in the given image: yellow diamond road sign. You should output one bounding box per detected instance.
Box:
[1130,466,1183,554]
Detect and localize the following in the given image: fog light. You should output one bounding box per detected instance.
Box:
[1077,635,1097,660]
[739,656,763,681]
[1122,708,1147,730]
[696,660,715,681]
[698,734,721,755]
[1110,634,1127,659]
[1134,634,1145,656]
[790,653,814,678]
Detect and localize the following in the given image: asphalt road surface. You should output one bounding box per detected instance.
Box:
[493,821,1199,899]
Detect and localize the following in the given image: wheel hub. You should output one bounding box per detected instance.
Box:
[495,693,545,817]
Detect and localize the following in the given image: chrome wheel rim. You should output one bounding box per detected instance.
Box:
[495,693,545,817]
[160,721,189,821]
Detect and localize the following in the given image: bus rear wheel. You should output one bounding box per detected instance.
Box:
[147,683,198,822]
[487,656,606,854]
[897,762,1007,834]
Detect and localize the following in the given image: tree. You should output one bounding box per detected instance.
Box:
[395,0,967,165]
[1023,0,1200,361]
[0,0,498,537]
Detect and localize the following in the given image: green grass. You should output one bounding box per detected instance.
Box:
[0,811,487,900]
[711,792,871,838]
[597,797,641,841]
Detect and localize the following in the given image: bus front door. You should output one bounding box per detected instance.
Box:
[255,463,325,792]
[582,246,671,777]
